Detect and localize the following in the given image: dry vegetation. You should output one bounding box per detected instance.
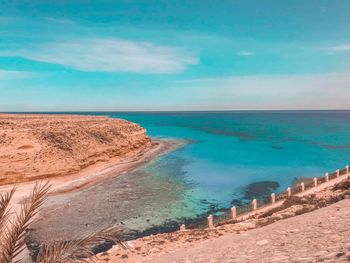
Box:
[0,182,126,263]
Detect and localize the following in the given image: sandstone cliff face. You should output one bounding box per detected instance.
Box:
[0,114,151,185]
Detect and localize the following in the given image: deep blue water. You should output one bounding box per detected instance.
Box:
[24,111,350,222]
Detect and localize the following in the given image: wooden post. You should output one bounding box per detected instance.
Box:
[207,214,214,229]
[231,206,237,220]
[325,173,329,182]
[271,193,276,204]
[180,224,186,231]
[313,177,317,187]
[252,199,257,211]
[301,182,305,192]
[336,169,340,177]
[287,187,291,197]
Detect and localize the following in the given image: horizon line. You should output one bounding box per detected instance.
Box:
[2,109,350,114]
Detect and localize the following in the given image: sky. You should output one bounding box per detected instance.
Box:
[0,0,350,111]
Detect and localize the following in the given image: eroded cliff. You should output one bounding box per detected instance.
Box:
[0,114,151,185]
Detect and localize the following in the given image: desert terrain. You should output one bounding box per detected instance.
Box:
[0,114,152,186]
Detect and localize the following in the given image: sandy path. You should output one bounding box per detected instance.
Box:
[147,197,350,263]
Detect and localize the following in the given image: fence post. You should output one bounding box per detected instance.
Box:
[325,173,329,182]
[313,177,318,187]
[179,224,186,231]
[336,169,340,177]
[252,199,257,211]
[287,187,291,197]
[231,206,237,220]
[271,193,276,204]
[207,214,214,229]
[301,182,305,192]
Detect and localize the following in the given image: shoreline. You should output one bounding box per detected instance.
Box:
[0,137,186,262]
[47,138,185,196]
[0,138,186,206]
[95,171,350,263]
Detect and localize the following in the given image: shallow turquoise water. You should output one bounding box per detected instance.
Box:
[103,111,350,216]
[28,111,350,237]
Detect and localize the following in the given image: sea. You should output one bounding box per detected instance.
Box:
[26,110,350,239]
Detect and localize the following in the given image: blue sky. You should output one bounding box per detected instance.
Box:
[0,0,350,111]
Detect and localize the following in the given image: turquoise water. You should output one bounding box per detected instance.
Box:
[27,110,350,238]
[104,111,350,215]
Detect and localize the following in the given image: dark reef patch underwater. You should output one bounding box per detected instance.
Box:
[243,181,280,200]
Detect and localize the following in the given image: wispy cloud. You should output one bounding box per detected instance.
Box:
[0,70,36,80]
[326,44,350,54]
[3,38,199,74]
[174,73,350,110]
[45,17,75,25]
[237,51,255,56]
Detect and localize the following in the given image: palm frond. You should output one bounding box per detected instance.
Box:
[35,227,126,263]
[0,181,126,263]
[0,187,16,259]
[0,187,16,234]
[0,181,50,263]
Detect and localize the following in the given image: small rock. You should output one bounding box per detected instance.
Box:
[256,239,269,246]
[289,228,300,233]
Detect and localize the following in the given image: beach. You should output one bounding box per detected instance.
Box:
[0,115,182,228]
[0,114,184,195]
[0,114,187,260]
[2,112,350,262]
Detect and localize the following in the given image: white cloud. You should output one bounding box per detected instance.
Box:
[4,38,199,74]
[174,73,350,110]
[237,51,255,56]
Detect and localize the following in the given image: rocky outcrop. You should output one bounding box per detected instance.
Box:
[0,114,151,185]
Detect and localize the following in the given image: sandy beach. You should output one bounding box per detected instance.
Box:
[0,114,189,262]
[0,114,184,207]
